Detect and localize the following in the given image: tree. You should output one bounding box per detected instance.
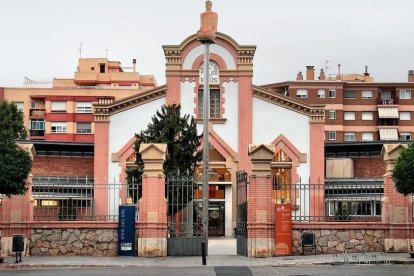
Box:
[392,143,414,196]
[127,104,202,210]
[0,101,32,196]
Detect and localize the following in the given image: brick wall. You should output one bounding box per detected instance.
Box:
[353,157,385,178]
[0,87,4,102]
[32,156,94,177]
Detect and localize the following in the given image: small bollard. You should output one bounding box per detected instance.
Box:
[201,241,207,265]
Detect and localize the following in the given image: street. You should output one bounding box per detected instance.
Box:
[1,265,413,276]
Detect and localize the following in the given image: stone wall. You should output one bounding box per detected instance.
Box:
[292,229,384,255]
[30,229,118,256]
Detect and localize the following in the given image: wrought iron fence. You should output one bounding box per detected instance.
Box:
[273,178,384,222]
[166,175,204,238]
[32,176,141,221]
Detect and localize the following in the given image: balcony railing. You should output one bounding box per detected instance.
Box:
[29,129,45,137]
[378,98,398,105]
[29,109,46,118]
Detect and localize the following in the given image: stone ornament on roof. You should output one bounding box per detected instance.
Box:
[197,1,218,41]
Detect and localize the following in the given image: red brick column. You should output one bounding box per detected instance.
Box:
[238,77,253,174]
[247,144,275,257]
[309,121,325,220]
[382,144,414,252]
[137,144,167,257]
[94,120,109,218]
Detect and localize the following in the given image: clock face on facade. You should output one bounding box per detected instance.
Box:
[199,60,220,85]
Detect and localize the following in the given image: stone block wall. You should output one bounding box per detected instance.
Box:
[292,229,384,255]
[30,228,118,256]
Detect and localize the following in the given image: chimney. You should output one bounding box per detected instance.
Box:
[296,71,303,81]
[306,66,315,80]
[132,58,137,72]
[364,66,369,76]
[319,69,326,80]
[408,70,414,82]
[336,64,342,80]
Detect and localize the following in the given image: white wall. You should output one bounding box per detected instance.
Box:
[212,81,238,152]
[224,185,233,237]
[107,97,166,215]
[180,81,196,116]
[182,44,236,70]
[252,98,310,181]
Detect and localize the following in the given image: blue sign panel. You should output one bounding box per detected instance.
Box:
[118,205,136,256]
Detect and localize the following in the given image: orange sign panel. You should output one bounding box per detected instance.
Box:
[275,203,292,255]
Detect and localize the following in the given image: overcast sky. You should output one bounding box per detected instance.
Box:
[1,0,413,87]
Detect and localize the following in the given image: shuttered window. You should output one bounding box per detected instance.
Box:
[51,101,67,112]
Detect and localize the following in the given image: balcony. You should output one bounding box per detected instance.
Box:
[29,109,46,119]
[29,129,45,139]
[377,98,398,105]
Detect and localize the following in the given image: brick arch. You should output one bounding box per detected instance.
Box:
[191,53,228,71]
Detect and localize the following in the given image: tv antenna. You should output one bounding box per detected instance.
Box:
[324,60,330,75]
[79,42,83,58]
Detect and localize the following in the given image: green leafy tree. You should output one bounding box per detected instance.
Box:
[127,104,202,212]
[392,143,414,196]
[0,101,32,196]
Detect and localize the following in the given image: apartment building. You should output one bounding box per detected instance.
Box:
[1,58,157,143]
[262,66,414,145]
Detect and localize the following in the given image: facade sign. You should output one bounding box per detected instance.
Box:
[275,203,292,255]
[199,60,220,85]
[118,205,136,256]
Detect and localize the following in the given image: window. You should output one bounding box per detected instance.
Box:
[344,90,356,99]
[344,132,356,141]
[31,101,36,109]
[362,91,373,99]
[296,89,308,98]
[76,102,93,113]
[100,64,106,73]
[328,110,336,119]
[31,119,45,130]
[400,132,411,140]
[362,112,373,120]
[328,131,336,141]
[91,67,95,71]
[51,101,67,112]
[317,89,325,98]
[198,89,221,118]
[329,89,336,98]
[399,90,411,99]
[51,122,67,133]
[399,111,411,120]
[76,122,92,134]
[344,111,356,120]
[14,102,24,112]
[362,132,374,141]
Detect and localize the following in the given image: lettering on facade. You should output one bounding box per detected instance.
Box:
[199,60,220,85]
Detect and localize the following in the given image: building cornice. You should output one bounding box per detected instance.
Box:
[93,85,167,122]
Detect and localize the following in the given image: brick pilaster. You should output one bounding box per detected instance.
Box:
[137,144,168,257]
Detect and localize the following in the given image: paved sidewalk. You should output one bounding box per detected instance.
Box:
[0,252,413,269]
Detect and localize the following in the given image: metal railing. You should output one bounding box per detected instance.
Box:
[273,178,383,222]
[32,176,141,221]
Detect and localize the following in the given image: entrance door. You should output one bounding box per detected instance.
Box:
[209,201,225,236]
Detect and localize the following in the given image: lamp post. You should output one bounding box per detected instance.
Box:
[201,41,211,255]
[197,0,218,259]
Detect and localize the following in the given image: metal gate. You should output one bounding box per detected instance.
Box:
[166,175,205,256]
[236,171,248,256]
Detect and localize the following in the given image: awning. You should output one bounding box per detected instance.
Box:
[378,107,398,118]
[379,128,398,140]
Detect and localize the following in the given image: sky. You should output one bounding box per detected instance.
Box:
[1,0,414,87]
